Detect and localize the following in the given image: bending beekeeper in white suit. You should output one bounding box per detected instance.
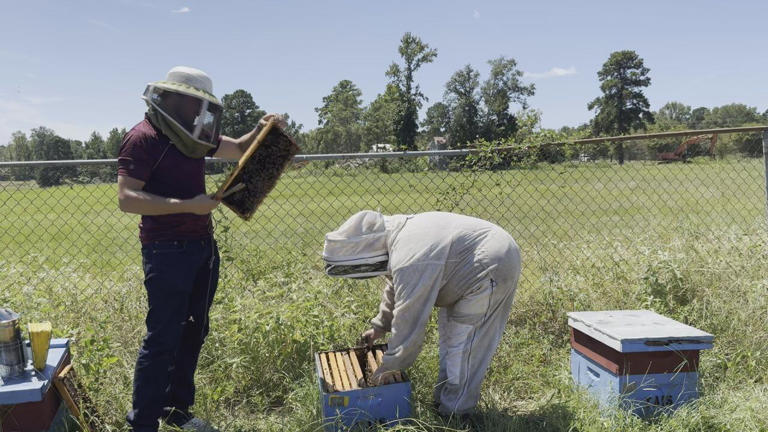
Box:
[323,210,522,416]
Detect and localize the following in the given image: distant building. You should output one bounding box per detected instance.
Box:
[370,143,393,153]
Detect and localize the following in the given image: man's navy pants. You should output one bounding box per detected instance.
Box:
[127,238,220,432]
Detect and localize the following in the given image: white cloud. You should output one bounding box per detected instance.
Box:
[523,66,577,79]
[473,9,480,19]
[172,6,190,13]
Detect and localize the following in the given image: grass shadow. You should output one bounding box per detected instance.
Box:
[459,402,577,432]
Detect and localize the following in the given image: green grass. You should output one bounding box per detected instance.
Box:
[1,157,767,431]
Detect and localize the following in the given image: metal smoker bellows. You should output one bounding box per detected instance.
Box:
[0,308,25,379]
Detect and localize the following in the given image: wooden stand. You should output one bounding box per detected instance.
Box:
[54,364,97,432]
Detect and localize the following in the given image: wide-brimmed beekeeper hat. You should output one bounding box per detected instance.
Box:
[323,210,390,279]
[141,66,223,151]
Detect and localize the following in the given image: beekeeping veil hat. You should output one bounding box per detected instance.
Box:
[142,66,223,158]
[323,210,390,279]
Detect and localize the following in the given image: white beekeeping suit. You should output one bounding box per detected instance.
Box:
[323,210,522,415]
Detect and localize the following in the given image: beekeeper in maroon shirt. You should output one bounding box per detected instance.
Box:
[118,66,284,432]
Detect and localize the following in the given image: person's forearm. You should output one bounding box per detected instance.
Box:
[216,114,285,159]
[118,188,190,215]
[371,277,395,332]
[235,128,259,153]
[219,128,259,154]
[214,131,257,160]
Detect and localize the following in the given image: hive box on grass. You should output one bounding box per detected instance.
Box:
[314,344,411,431]
[567,310,713,417]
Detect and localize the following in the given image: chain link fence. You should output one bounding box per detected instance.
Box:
[1,131,767,431]
[1,133,767,299]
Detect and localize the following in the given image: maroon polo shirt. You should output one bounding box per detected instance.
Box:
[118,115,221,244]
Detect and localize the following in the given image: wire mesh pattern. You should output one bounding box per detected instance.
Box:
[0,147,765,298]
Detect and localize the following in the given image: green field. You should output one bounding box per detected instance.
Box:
[1,157,767,431]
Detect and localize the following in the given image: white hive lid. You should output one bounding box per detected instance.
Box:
[567,310,714,353]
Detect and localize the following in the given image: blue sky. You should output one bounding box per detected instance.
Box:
[1,0,766,145]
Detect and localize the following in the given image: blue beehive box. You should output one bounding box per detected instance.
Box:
[314,344,411,431]
[567,310,713,417]
[1,339,72,432]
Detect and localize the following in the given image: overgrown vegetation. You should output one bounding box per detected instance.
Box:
[1,156,767,431]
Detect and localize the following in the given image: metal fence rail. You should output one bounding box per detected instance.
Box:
[1,130,767,300]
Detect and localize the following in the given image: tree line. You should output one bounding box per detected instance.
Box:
[2,34,767,187]
[300,33,536,154]
[279,39,768,161]
[0,127,125,186]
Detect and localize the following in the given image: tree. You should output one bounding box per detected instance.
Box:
[730,131,763,157]
[280,113,302,138]
[30,126,76,187]
[7,131,34,180]
[386,32,437,150]
[421,101,451,139]
[299,128,320,154]
[689,107,710,129]
[81,132,111,182]
[104,128,125,158]
[588,50,654,164]
[445,65,481,148]
[696,104,764,157]
[69,140,84,160]
[656,102,691,127]
[315,80,364,153]
[84,132,106,159]
[362,84,401,150]
[647,104,691,157]
[0,146,7,180]
[279,112,306,150]
[480,57,535,141]
[220,89,266,138]
[701,103,762,128]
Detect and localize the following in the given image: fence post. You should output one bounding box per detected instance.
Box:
[764,131,768,225]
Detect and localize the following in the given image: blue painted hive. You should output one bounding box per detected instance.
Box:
[1,338,71,432]
[314,344,411,431]
[567,310,714,417]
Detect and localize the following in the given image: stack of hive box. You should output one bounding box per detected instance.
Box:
[568,310,714,417]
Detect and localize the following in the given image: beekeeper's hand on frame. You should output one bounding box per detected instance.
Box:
[360,327,386,347]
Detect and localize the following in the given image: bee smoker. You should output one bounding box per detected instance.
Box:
[0,308,26,380]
